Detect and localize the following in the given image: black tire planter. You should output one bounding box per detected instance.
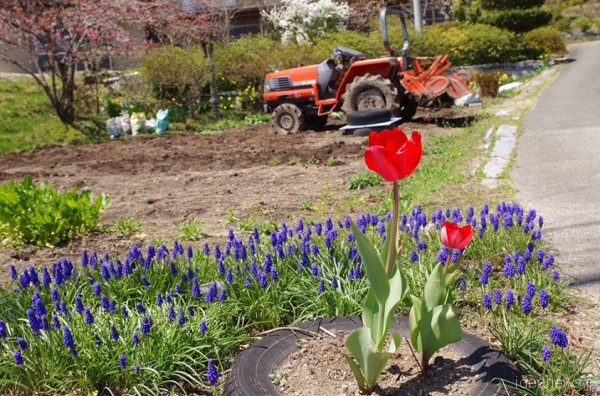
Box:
[222,316,520,396]
[346,108,392,125]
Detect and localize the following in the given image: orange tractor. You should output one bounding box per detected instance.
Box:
[263,7,474,134]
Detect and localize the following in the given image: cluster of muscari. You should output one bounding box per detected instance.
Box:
[541,325,569,362]
[1,202,556,386]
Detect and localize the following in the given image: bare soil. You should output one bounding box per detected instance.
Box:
[0,108,477,285]
[278,331,476,396]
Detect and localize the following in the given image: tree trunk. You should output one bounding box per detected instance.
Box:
[203,43,220,119]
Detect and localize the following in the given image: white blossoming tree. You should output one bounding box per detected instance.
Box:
[262,0,351,44]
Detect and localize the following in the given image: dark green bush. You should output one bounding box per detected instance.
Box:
[524,27,566,55]
[480,0,545,10]
[141,46,209,116]
[480,8,553,32]
[406,23,526,65]
[0,175,109,247]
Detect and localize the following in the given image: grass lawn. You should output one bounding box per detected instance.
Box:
[0,77,84,154]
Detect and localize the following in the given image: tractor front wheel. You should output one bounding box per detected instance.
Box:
[271,104,305,134]
[341,74,399,116]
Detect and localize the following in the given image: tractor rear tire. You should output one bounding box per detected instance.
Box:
[341,74,399,117]
[271,104,305,134]
[398,94,417,121]
[304,114,328,130]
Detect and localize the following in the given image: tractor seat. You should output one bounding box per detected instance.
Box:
[317,59,340,99]
[332,46,365,63]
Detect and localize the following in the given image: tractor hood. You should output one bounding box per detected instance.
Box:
[264,65,318,92]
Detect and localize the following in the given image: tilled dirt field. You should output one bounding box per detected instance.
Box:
[0,107,477,283]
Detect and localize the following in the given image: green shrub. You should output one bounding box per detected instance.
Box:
[480,0,545,10]
[0,176,109,247]
[524,27,566,56]
[553,16,572,33]
[407,23,526,65]
[141,46,209,118]
[480,8,553,32]
[571,16,594,32]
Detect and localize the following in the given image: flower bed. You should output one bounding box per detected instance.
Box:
[0,203,593,394]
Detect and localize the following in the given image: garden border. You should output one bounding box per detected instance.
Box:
[222,316,520,396]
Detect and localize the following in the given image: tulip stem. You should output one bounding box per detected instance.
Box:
[386,181,399,277]
[443,255,452,274]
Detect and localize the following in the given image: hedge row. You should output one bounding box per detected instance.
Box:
[480,8,553,32]
[141,22,563,108]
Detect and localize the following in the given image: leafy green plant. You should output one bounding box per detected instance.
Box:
[0,175,108,247]
[348,171,383,190]
[306,156,318,164]
[268,158,280,166]
[326,156,341,166]
[244,113,270,125]
[345,220,409,393]
[112,217,142,237]
[408,264,462,372]
[174,217,206,241]
[289,156,301,165]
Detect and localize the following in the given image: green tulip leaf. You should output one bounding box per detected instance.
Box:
[350,221,389,304]
[388,331,402,353]
[345,327,392,391]
[409,304,463,365]
[343,353,366,392]
[424,264,447,310]
[379,267,409,351]
[361,288,383,345]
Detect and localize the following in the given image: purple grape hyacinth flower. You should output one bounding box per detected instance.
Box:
[539,289,549,309]
[458,275,466,291]
[521,293,533,315]
[552,270,560,280]
[505,290,515,310]
[121,306,128,318]
[526,281,536,297]
[132,331,140,346]
[17,337,28,350]
[84,308,94,325]
[140,316,152,335]
[205,281,218,302]
[14,350,24,365]
[136,302,147,314]
[192,278,201,298]
[331,276,338,290]
[111,324,120,341]
[207,358,219,385]
[482,294,492,310]
[92,282,101,296]
[200,319,208,335]
[318,279,325,293]
[542,345,551,362]
[550,326,568,348]
[168,304,175,321]
[493,289,503,305]
[62,325,77,356]
[119,353,127,369]
[177,308,186,326]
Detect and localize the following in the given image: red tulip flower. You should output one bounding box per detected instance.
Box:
[365,128,422,182]
[440,221,474,250]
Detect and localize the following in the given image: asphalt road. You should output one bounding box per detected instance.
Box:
[513,41,600,293]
